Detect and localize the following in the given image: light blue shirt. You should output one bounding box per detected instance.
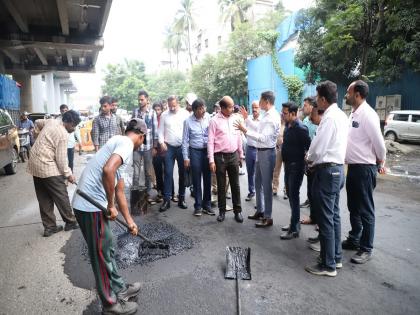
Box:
[303,116,317,140]
[182,113,210,160]
[72,135,133,212]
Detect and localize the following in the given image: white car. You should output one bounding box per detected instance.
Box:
[384,110,420,142]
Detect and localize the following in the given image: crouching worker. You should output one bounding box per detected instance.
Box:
[72,118,147,315]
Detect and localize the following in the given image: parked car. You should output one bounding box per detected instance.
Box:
[27,112,51,123]
[384,110,420,142]
[0,108,19,175]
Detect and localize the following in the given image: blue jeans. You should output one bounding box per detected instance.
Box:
[312,165,344,271]
[255,148,276,219]
[67,148,75,172]
[245,146,257,195]
[163,144,185,200]
[346,164,377,252]
[285,161,305,232]
[190,148,211,210]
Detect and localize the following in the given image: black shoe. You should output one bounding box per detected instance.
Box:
[280,230,299,240]
[43,225,63,237]
[217,212,225,222]
[273,192,277,196]
[255,218,273,228]
[64,222,79,231]
[351,250,372,264]
[159,200,171,212]
[342,237,360,250]
[234,212,243,223]
[307,235,320,244]
[248,212,264,220]
[245,193,255,201]
[300,199,310,208]
[178,199,187,209]
[193,208,202,216]
[202,207,215,216]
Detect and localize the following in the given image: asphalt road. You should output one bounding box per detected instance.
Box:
[1,152,420,315]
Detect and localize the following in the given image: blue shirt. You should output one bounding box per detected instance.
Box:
[302,116,317,140]
[182,113,210,160]
[72,135,133,212]
[17,119,34,130]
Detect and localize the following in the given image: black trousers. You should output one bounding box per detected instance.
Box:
[214,152,242,213]
[33,176,76,229]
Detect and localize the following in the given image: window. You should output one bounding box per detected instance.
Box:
[393,114,409,122]
[412,115,420,123]
[0,112,10,128]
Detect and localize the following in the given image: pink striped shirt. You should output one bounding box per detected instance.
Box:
[208,112,244,163]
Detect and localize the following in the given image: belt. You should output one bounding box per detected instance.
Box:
[314,162,342,169]
[215,151,236,155]
[191,147,207,151]
[257,147,275,151]
[247,145,257,150]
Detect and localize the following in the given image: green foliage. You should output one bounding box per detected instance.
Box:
[218,0,255,31]
[102,60,190,110]
[295,0,420,84]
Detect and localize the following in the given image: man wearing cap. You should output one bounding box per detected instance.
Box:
[17,111,35,152]
[27,110,81,237]
[72,118,147,315]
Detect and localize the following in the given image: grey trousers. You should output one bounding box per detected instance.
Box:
[33,176,76,229]
[133,149,153,191]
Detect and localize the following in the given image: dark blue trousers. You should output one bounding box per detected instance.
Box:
[163,144,185,200]
[346,164,377,252]
[190,148,211,210]
[312,165,344,271]
[245,146,257,195]
[285,161,305,232]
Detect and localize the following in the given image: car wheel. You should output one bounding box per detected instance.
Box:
[4,148,19,175]
[385,131,397,142]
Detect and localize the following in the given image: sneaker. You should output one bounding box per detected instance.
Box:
[64,222,79,231]
[307,235,320,244]
[305,264,337,277]
[245,193,255,201]
[280,230,299,240]
[43,225,63,237]
[300,199,310,208]
[309,241,321,252]
[171,195,179,202]
[193,209,202,216]
[102,300,137,315]
[351,250,372,264]
[117,282,141,302]
[202,207,215,216]
[342,237,360,250]
[281,224,290,231]
[317,256,342,269]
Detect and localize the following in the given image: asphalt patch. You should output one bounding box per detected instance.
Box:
[81,221,193,269]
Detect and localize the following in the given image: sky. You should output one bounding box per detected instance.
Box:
[70,0,314,109]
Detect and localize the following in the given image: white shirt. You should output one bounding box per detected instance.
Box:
[245,115,260,148]
[158,108,190,146]
[346,101,386,164]
[307,103,349,165]
[246,106,280,149]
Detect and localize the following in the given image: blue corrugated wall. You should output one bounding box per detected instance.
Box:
[0,74,20,110]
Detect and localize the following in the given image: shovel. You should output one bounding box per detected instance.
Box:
[225,247,251,315]
[76,189,170,256]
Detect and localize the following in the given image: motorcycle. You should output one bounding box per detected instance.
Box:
[18,128,31,162]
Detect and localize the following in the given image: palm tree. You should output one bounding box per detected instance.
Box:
[173,0,196,67]
[164,27,184,69]
[218,0,254,31]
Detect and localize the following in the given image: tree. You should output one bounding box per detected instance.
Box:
[163,27,184,69]
[173,0,196,67]
[296,0,420,84]
[147,70,191,102]
[102,59,147,110]
[218,0,255,31]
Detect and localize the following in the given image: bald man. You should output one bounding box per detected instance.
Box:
[208,96,244,223]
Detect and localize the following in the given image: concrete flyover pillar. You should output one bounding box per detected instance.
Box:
[45,72,55,113]
[12,73,33,113]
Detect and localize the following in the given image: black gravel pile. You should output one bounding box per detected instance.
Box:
[80,221,194,269]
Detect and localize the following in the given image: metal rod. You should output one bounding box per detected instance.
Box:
[236,271,241,315]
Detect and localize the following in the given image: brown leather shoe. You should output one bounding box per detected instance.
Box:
[255,218,273,228]
[248,212,264,220]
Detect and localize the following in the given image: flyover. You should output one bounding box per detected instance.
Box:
[0,0,112,113]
